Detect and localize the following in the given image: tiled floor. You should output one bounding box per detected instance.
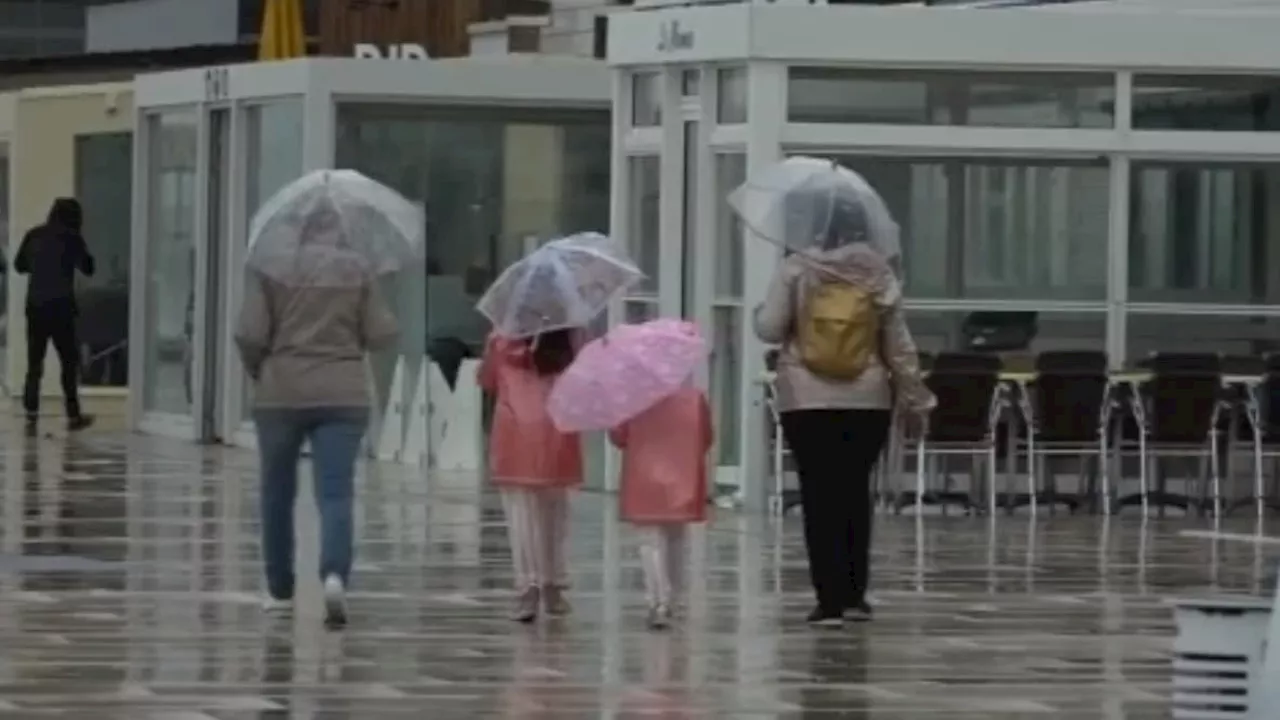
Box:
[0,429,1275,718]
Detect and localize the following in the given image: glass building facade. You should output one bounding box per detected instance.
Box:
[129,58,613,478]
[0,0,118,58]
[609,1,1280,508]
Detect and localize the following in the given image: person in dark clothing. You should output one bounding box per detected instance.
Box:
[753,182,933,627]
[14,198,95,431]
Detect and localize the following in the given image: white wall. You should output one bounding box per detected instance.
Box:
[541,0,613,56]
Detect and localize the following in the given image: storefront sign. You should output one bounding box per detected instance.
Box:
[353,42,430,60]
[319,0,472,58]
[656,19,694,52]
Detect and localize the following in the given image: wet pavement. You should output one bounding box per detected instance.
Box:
[0,428,1274,718]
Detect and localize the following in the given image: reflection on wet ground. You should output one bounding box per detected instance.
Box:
[0,429,1273,718]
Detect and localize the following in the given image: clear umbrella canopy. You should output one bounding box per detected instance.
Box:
[727,156,901,260]
[247,169,426,287]
[476,232,643,338]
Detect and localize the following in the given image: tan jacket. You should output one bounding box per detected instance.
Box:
[234,271,399,409]
[753,245,934,414]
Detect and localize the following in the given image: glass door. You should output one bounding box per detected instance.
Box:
[229,100,305,447]
[137,108,199,438]
[198,107,232,442]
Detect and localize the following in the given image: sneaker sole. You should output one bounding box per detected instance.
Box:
[323,590,348,629]
[808,617,844,628]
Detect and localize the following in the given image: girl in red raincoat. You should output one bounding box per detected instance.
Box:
[609,380,713,630]
[478,329,583,623]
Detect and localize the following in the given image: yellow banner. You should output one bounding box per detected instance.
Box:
[258,0,306,61]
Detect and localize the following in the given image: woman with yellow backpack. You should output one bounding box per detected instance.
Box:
[738,158,935,627]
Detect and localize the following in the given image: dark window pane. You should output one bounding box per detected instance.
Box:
[75,131,134,387]
[1133,74,1280,132]
[789,68,1116,129]
[1129,313,1280,361]
[1129,161,1280,305]
[828,155,1109,301]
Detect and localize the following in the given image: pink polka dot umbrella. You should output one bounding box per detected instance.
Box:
[548,319,708,433]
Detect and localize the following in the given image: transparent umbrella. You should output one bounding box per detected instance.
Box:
[247,169,425,286]
[727,156,901,259]
[476,232,643,338]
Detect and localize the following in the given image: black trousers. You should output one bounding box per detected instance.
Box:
[24,304,82,419]
[780,408,891,613]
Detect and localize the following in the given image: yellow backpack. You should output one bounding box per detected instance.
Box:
[796,280,879,380]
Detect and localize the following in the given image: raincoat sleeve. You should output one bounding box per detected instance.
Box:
[879,281,936,414]
[234,272,272,380]
[359,282,399,352]
[753,261,799,345]
[608,424,628,449]
[72,234,95,277]
[700,393,714,452]
[477,334,502,393]
[12,230,31,275]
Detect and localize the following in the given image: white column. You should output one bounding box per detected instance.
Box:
[189,105,213,434]
[219,101,248,441]
[739,61,786,512]
[1106,156,1131,369]
[1107,72,1133,369]
[692,67,718,388]
[604,70,634,493]
[300,83,334,173]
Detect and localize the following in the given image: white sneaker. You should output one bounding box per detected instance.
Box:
[323,575,348,629]
[262,596,293,615]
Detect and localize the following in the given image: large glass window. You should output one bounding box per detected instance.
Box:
[626,153,660,303]
[632,72,662,127]
[74,131,132,388]
[334,104,610,432]
[788,69,1116,128]
[1128,312,1280,363]
[1133,75,1280,132]
[142,109,198,415]
[712,153,745,470]
[906,308,1107,359]
[832,155,1109,301]
[243,100,303,416]
[717,67,747,124]
[1129,161,1280,305]
[714,154,745,299]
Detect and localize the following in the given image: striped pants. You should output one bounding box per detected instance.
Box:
[500,487,570,591]
[637,524,686,607]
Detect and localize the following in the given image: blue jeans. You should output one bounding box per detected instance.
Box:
[254,407,368,600]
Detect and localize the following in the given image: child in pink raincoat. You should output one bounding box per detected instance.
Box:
[479,329,583,623]
[609,380,713,630]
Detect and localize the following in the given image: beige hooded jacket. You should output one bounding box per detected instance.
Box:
[752,244,935,414]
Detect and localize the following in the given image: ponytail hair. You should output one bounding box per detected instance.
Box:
[527,329,576,376]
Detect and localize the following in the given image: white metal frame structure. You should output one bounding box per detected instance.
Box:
[609,3,1280,511]
[131,57,611,458]
[0,93,11,396]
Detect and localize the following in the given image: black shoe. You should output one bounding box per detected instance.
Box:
[844,600,874,622]
[67,415,94,432]
[806,607,844,628]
